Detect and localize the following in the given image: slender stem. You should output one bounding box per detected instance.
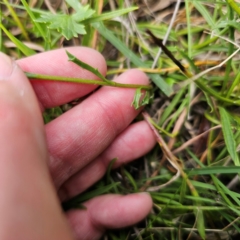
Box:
[66,51,111,83]
[195,80,240,106]
[154,204,240,211]
[20,0,46,41]
[226,71,240,98]
[151,0,181,68]
[3,0,29,41]
[25,72,152,90]
[193,28,228,50]
[148,31,240,106]
[222,3,234,93]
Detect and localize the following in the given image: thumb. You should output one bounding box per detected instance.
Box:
[0,52,46,175]
[0,52,73,240]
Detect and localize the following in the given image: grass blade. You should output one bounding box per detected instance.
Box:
[20,0,47,44]
[82,7,138,24]
[187,166,240,176]
[2,0,29,40]
[219,107,239,166]
[62,182,121,210]
[66,50,109,82]
[92,21,173,96]
[0,23,35,56]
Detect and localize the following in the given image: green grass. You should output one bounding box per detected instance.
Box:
[1,0,240,239]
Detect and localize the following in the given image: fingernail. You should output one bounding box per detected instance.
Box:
[0,52,15,80]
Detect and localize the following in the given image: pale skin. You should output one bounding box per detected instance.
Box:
[0,47,156,240]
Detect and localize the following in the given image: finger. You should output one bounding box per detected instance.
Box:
[0,53,73,239]
[66,193,152,240]
[58,121,156,201]
[46,69,150,188]
[17,47,107,108]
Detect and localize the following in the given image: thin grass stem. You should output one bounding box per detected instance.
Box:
[25,72,152,90]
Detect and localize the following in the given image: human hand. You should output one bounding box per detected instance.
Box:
[0,48,156,239]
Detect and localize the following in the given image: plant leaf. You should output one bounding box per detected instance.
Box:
[195,208,205,239]
[131,89,152,109]
[141,90,153,106]
[36,3,95,40]
[0,23,35,56]
[20,0,46,42]
[219,107,239,166]
[62,182,120,211]
[187,166,240,176]
[92,22,173,96]
[66,51,109,82]
[37,14,86,39]
[132,88,142,109]
[82,7,138,24]
[65,0,82,11]
[65,0,96,20]
[73,5,95,22]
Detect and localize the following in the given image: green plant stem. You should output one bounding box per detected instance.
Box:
[20,0,47,42]
[0,22,35,56]
[155,204,240,211]
[226,71,240,98]
[195,80,240,105]
[67,51,111,83]
[193,28,228,50]
[92,21,173,96]
[3,0,30,41]
[184,0,192,57]
[211,175,234,207]
[227,0,240,16]
[222,3,234,93]
[25,72,152,90]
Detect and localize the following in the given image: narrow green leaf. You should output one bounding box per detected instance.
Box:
[106,158,118,184]
[124,169,138,192]
[226,71,240,98]
[193,0,218,33]
[20,0,46,41]
[3,0,29,40]
[92,22,173,96]
[0,23,35,56]
[82,7,138,24]
[178,49,198,73]
[216,177,240,206]
[151,194,182,206]
[203,91,214,113]
[166,98,188,132]
[64,182,120,205]
[211,174,234,207]
[227,0,240,16]
[159,87,186,125]
[141,90,153,106]
[219,107,239,166]
[187,166,240,176]
[132,89,152,109]
[214,20,240,31]
[66,51,109,82]
[179,178,187,204]
[132,88,142,109]
[195,208,205,239]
